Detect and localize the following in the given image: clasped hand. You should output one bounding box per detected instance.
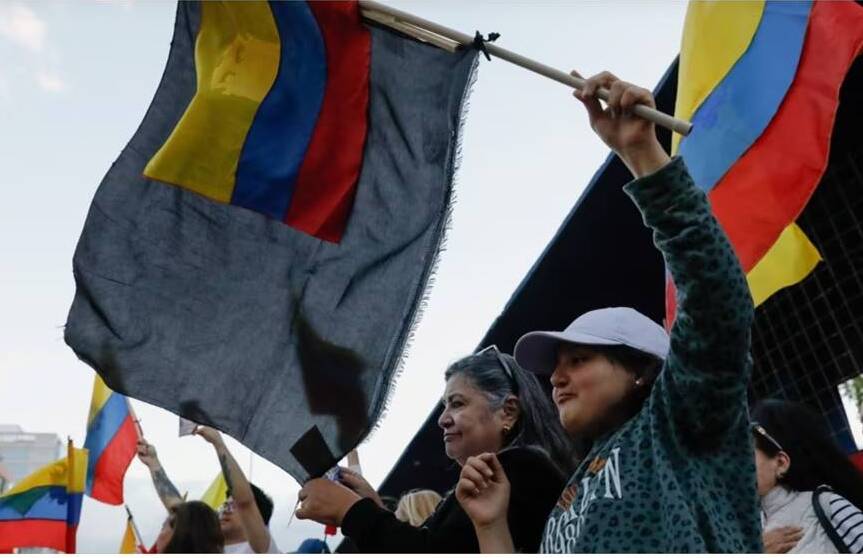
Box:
[455,452,511,529]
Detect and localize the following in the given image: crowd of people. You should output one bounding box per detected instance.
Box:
[131,73,863,554]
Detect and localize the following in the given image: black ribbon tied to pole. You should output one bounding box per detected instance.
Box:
[473,31,501,61]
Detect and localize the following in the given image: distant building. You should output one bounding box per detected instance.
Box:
[0,424,62,490]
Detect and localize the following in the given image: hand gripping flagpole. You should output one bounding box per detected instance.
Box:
[359,0,692,136]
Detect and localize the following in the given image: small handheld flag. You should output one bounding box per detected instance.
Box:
[84,374,138,504]
[200,472,229,511]
[0,440,88,553]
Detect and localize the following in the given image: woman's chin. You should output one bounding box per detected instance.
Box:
[444,442,464,462]
[559,409,585,437]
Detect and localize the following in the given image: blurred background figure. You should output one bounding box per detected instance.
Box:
[394,489,442,527]
[753,399,863,553]
[161,501,224,553]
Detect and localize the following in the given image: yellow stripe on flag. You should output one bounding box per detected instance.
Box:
[673,0,765,154]
[3,448,88,497]
[87,374,114,425]
[747,222,821,307]
[144,1,281,202]
[119,519,137,554]
[201,472,229,510]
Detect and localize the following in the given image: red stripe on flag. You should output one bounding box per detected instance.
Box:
[285,1,371,243]
[89,415,138,505]
[667,1,863,326]
[0,519,72,553]
[709,1,863,271]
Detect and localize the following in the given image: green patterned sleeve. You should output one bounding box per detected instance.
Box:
[623,156,754,445]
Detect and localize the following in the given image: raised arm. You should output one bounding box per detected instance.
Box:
[195,426,271,554]
[575,71,754,444]
[136,440,182,511]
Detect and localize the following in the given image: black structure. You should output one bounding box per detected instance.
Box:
[374,56,863,501]
[750,56,863,451]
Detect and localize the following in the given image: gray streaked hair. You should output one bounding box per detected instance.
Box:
[445,350,578,474]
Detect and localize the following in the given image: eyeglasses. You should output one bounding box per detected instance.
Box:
[218,499,235,514]
[751,422,784,452]
[476,345,516,386]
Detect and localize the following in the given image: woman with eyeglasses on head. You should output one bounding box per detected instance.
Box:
[752,399,863,553]
[295,347,578,553]
[455,71,762,553]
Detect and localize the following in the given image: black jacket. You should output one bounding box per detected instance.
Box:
[341,447,566,553]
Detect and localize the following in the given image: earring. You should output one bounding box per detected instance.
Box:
[502,425,511,436]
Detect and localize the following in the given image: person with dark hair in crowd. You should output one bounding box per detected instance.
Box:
[455,71,762,553]
[294,347,578,552]
[753,399,863,553]
[161,501,225,553]
[138,430,278,553]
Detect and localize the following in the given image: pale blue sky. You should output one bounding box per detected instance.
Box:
[0,0,694,551]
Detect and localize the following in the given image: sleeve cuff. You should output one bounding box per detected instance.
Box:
[623,155,695,212]
[341,497,383,539]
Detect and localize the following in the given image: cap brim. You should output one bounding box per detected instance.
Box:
[514,330,624,375]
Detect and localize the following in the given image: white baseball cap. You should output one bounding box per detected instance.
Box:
[514,307,669,375]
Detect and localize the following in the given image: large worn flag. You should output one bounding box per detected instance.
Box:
[65,1,477,482]
[667,0,863,323]
[84,374,138,505]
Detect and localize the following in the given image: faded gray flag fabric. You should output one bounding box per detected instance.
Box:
[65,1,478,482]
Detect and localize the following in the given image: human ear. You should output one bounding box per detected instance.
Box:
[776,451,791,479]
[501,395,520,427]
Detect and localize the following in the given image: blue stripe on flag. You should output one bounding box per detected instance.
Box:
[678,0,812,192]
[0,488,83,525]
[83,392,129,494]
[232,0,327,220]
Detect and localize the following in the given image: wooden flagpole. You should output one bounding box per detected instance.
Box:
[347,449,362,475]
[359,0,691,136]
[126,400,144,442]
[66,438,77,554]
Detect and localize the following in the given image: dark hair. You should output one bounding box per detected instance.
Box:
[164,501,224,553]
[250,483,274,525]
[445,350,578,473]
[598,344,663,409]
[752,399,863,510]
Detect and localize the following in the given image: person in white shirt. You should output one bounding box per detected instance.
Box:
[195,426,280,554]
[138,430,279,554]
[753,399,863,553]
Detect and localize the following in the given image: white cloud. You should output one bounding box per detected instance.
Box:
[0,3,46,52]
[36,70,65,93]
